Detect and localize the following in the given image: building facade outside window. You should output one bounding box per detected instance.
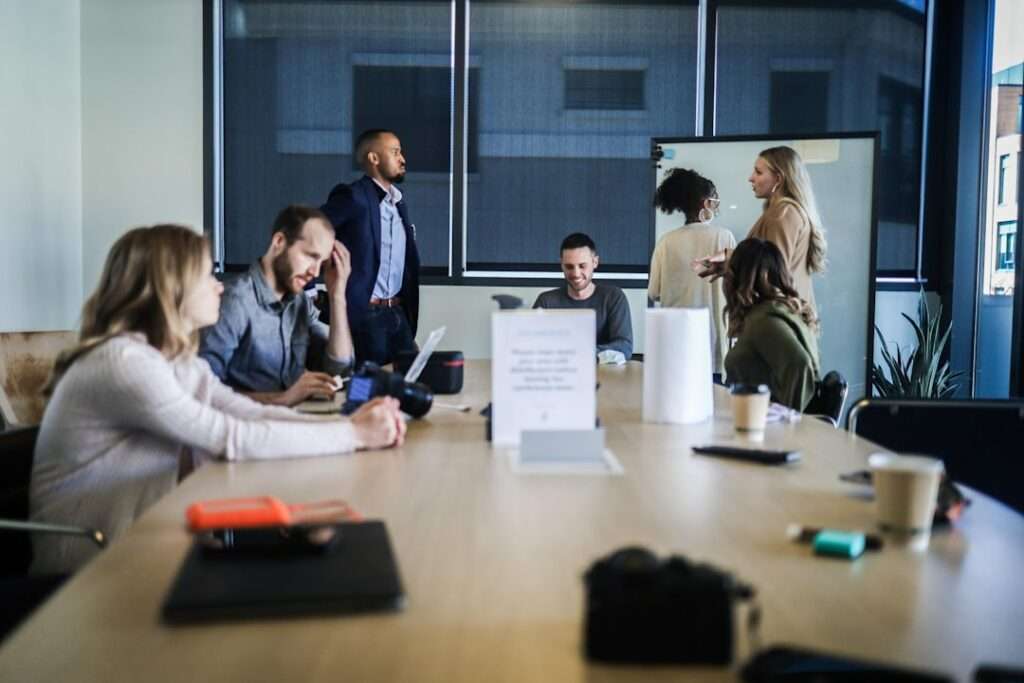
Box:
[974,0,1022,398]
[216,0,928,278]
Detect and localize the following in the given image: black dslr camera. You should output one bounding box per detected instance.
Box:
[584,546,755,665]
[341,362,433,418]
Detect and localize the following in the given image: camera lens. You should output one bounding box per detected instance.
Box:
[398,381,433,418]
[609,547,659,574]
[377,369,433,418]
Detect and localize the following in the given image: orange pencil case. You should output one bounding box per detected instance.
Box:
[186,496,363,532]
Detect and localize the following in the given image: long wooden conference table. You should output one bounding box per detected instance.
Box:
[1,361,1022,682]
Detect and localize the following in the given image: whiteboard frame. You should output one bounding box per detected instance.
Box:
[650,131,881,398]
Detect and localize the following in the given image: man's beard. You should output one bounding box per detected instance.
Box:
[272,251,301,294]
[388,171,406,184]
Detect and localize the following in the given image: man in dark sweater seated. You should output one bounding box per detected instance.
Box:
[532,232,634,360]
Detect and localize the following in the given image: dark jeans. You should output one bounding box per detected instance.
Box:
[353,305,417,366]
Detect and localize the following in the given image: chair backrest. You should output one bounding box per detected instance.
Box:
[804,370,848,424]
[491,294,524,310]
[0,331,77,427]
[0,425,39,575]
[848,398,1024,514]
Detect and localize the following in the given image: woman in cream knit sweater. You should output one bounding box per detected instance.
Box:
[30,225,405,574]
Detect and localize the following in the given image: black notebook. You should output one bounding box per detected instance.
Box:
[162,521,404,624]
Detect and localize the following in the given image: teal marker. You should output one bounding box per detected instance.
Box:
[812,530,866,559]
[787,524,883,555]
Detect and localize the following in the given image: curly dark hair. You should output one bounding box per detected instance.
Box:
[723,238,817,338]
[653,168,718,224]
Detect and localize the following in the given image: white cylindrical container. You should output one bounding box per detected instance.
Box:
[642,308,713,424]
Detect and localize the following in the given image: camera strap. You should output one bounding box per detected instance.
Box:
[746,597,763,655]
[733,580,763,657]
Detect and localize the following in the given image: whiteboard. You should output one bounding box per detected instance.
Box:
[651,134,879,405]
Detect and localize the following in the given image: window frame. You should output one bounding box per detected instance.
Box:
[996,220,1017,271]
[998,153,1010,205]
[204,0,932,288]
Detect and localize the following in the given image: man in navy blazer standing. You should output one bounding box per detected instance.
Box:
[321,129,420,365]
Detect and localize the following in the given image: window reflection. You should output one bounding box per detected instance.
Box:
[716,4,926,273]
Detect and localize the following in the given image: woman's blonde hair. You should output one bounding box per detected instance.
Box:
[724,238,818,338]
[759,146,827,274]
[47,225,210,394]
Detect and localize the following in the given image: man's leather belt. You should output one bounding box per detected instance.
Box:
[369,296,402,307]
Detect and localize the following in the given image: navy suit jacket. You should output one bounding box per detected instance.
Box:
[321,176,420,335]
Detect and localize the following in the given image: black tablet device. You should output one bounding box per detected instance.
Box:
[742,645,954,682]
[692,445,801,465]
[162,520,404,623]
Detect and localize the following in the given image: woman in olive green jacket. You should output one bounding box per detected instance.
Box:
[722,238,820,411]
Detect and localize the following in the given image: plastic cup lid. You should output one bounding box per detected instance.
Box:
[730,383,770,396]
[868,452,944,474]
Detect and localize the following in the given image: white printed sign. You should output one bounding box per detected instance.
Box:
[491,310,596,447]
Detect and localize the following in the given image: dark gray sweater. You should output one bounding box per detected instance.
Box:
[532,283,634,359]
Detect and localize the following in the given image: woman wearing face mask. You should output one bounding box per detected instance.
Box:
[649,168,736,374]
[30,225,406,575]
[695,146,827,315]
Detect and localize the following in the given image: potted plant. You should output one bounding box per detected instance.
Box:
[872,290,962,398]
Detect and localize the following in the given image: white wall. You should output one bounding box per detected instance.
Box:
[80,0,204,295]
[0,1,83,331]
[426,286,923,381]
[0,0,202,332]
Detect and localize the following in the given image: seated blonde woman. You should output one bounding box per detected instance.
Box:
[722,238,820,411]
[30,225,405,574]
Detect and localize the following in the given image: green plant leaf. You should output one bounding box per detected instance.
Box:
[871,289,961,398]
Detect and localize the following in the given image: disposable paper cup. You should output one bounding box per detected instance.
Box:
[730,384,770,433]
[868,453,944,538]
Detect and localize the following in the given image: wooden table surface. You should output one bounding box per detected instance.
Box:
[1,361,1022,682]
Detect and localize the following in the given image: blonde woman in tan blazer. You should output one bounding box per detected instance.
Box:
[694,146,827,315]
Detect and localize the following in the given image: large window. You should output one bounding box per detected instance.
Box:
[769,71,829,135]
[352,65,479,175]
[974,0,1022,398]
[981,67,1022,298]
[220,0,453,269]
[464,3,698,273]
[715,2,927,275]
[213,0,929,280]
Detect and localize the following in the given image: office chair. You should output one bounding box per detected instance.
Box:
[0,425,105,641]
[804,370,849,427]
[491,294,524,310]
[848,398,1024,515]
